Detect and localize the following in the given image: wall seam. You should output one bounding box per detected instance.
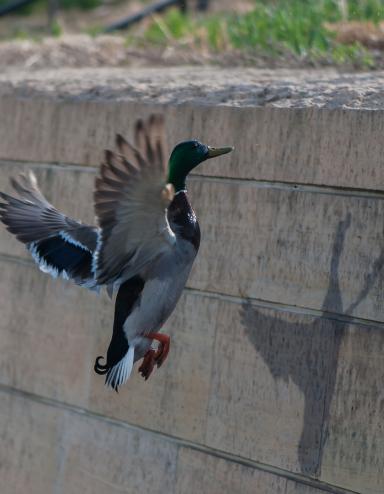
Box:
[0,383,361,494]
[1,159,384,199]
[0,253,382,329]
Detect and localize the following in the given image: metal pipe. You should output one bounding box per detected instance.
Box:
[104,0,186,33]
[197,0,209,11]
[0,0,37,17]
[47,0,59,30]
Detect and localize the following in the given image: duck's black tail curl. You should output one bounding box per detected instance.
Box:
[94,356,109,375]
[94,345,135,392]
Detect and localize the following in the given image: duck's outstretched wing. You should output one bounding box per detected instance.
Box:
[0,171,98,288]
[94,114,175,286]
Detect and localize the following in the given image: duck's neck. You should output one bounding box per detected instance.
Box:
[167,191,200,251]
[174,188,187,195]
[169,177,187,194]
[167,154,191,193]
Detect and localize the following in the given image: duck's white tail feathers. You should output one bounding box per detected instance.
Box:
[105,345,135,392]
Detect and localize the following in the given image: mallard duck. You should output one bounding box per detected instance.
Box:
[0,115,232,391]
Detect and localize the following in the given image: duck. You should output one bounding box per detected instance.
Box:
[0,114,233,391]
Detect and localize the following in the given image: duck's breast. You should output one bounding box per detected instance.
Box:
[123,238,197,345]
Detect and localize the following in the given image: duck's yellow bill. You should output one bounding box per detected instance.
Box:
[207,146,234,158]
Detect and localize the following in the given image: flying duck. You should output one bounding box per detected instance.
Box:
[0,115,233,391]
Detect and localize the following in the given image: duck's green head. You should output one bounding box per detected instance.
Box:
[167,140,233,192]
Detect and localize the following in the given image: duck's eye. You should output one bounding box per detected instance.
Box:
[193,142,199,149]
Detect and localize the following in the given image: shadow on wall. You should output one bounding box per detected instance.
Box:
[240,213,384,476]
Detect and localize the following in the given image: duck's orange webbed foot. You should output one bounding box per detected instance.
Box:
[138,333,171,381]
[147,332,171,368]
[138,349,156,380]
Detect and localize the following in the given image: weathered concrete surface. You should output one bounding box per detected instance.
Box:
[2,259,383,492]
[2,67,384,109]
[1,389,332,494]
[0,389,178,494]
[321,324,384,494]
[2,95,384,192]
[0,68,383,494]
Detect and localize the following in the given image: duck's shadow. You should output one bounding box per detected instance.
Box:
[240,213,384,475]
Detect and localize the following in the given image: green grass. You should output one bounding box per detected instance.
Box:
[137,0,384,66]
[0,0,383,67]
[347,0,384,20]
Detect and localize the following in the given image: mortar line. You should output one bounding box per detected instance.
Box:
[184,287,384,329]
[0,252,382,330]
[190,174,384,200]
[0,160,97,173]
[0,382,360,494]
[1,159,384,199]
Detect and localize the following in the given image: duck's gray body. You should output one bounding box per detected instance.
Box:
[94,191,200,389]
[127,239,197,359]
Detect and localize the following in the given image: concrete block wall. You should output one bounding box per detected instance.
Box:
[0,92,383,494]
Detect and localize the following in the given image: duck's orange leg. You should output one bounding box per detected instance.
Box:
[138,349,156,380]
[146,332,171,368]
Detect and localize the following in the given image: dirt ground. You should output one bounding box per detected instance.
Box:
[1,65,384,109]
[2,32,384,73]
